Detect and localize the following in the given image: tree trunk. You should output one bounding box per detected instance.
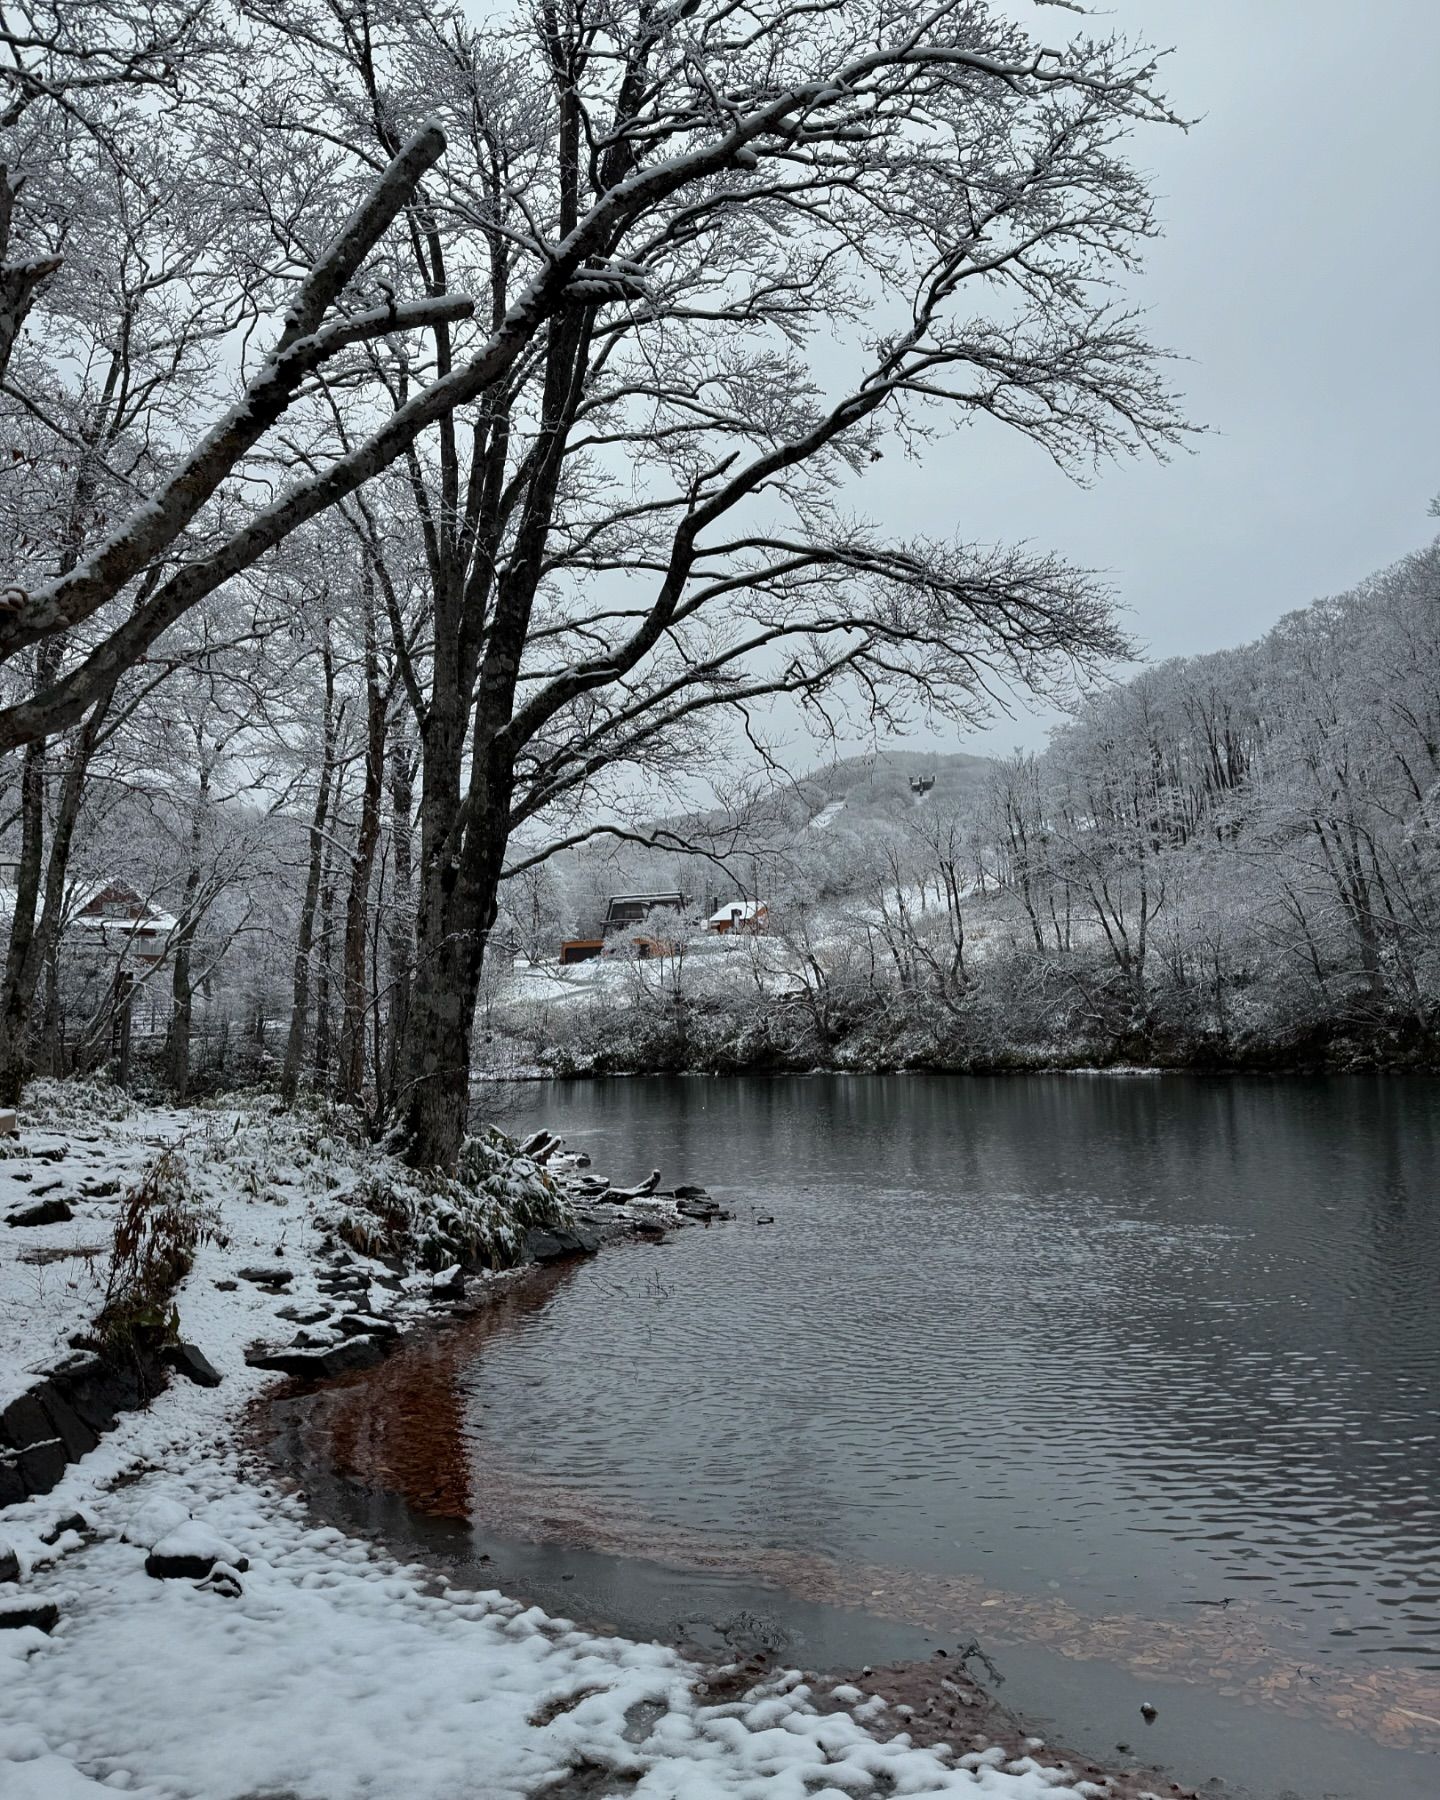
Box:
[0,731,51,1103]
[280,643,337,1105]
[383,730,414,1102]
[339,594,386,1107]
[0,657,107,1103]
[395,766,510,1168]
[114,971,134,1088]
[313,858,337,1083]
[167,765,210,1100]
[170,946,194,1099]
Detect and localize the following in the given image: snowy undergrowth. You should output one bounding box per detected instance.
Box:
[182,1098,572,1271]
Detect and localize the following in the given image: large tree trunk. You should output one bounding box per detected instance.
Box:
[313,856,337,1083]
[280,643,337,1105]
[339,596,385,1107]
[169,945,194,1098]
[0,731,52,1103]
[383,730,414,1104]
[395,759,510,1169]
[0,660,108,1102]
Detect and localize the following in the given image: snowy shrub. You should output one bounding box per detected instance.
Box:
[21,1073,141,1129]
[335,1128,569,1271]
[97,1144,216,1350]
[183,1098,570,1273]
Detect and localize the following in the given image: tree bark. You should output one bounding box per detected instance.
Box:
[167,767,209,1100]
[383,729,414,1100]
[313,856,337,1083]
[0,655,108,1102]
[339,592,385,1106]
[280,641,337,1104]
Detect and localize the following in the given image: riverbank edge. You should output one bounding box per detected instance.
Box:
[2,1087,1202,1792]
[256,1201,1203,1800]
[486,1016,1440,1083]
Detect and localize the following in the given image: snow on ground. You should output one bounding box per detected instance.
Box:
[0,1082,180,1411]
[3,1085,1115,1800]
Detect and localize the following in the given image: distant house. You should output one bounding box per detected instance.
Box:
[0,873,175,965]
[603,892,689,931]
[71,881,177,964]
[559,892,691,965]
[707,899,768,936]
[910,774,935,795]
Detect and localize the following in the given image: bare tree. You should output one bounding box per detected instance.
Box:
[243,0,1186,1162]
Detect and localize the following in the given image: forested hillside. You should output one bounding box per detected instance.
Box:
[503,539,1440,1074]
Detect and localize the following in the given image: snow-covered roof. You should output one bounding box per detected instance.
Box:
[75,911,179,936]
[708,898,765,925]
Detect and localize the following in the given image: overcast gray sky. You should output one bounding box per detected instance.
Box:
[862,0,1440,758]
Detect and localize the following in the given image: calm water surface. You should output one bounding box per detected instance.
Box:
[290,1074,1440,1798]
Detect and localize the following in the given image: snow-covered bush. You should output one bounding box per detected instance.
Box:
[335,1128,570,1270]
[97,1143,215,1350]
[184,1099,571,1272]
[20,1073,141,1129]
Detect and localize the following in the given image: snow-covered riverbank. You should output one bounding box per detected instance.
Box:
[3,1084,1153,1798]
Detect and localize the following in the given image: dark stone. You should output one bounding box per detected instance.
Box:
[40,1511,87,1546]
[17,1438,67,1496]
[526,1226,600,1264]
[198,1565,244,1598]
[673,1184,710,1200]
[1,1393,53,1451]
[162,1343,221,1388]
[145,1547,249,1581]
[5,1196,73,1228]
[35,1384,99,1461]
[237,1265,293,1286]
[246,1344,329,1377]
[0,1541,18,1582]
[0,1597,59,1633]
[318,1335,387,1375]
[677,1199,722,1221]
[336,1312,398,1339]
[274,1304,331,1325]
[61,1361,126,1434]
[213,1279,238,1291]
[80,1177,122,1198]
[0,1456,26,1507]
[245,1334,385,1380]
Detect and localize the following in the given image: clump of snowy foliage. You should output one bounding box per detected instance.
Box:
[185,1101,571,1271]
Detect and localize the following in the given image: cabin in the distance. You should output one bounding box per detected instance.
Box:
[707,899,768,936]
[0,868,176,966]
[559,892,691,965]
[70,881,177,965]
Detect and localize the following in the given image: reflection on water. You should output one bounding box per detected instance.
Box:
[482,1077,1440,1658]
[290,1075,1440,1797]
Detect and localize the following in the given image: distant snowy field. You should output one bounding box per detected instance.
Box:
[2,1089,1120,1798]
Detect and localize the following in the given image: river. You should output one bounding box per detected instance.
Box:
[276,1073,1440,1799]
